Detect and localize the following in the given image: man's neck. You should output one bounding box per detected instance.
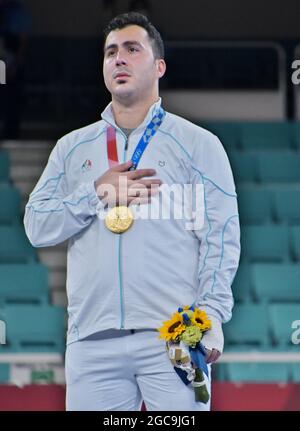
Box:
[112,94,159,129]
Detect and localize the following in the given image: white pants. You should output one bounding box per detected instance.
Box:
[65,329,211,411]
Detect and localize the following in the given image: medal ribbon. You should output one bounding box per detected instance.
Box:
[106,107,165,169]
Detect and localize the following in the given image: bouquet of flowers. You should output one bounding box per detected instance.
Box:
[158,305,212,403]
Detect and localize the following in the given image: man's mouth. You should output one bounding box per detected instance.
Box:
[114,72,131,80]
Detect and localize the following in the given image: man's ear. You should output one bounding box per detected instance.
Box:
[156,59,166,79]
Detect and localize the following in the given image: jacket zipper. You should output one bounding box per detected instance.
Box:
[125,137,129,151]
[103,119,128,329]
[119,134,129,329]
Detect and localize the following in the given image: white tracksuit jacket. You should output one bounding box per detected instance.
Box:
[24,98,240,345]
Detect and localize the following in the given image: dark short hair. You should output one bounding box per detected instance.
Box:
[103,12,164,59]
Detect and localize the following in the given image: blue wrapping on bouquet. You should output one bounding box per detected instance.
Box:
[173,341,210,403]
[173,341,208,384]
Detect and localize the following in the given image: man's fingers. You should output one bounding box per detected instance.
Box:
[212,350,221,363]
[205,348,212,362]
[150,186,160,195]
[130,186,160,198]
[128,185,160,197]
[205,348,221,364]
[128,188,146,197]
[129,168,157,180]
[112,160,133,172]
[130,179,162,189]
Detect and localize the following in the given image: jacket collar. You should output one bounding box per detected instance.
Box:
[101,97,163,134]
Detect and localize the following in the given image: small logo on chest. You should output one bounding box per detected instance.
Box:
[81,159,92,172]
[158,160,166,167]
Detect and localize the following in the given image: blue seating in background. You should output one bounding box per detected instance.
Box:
[0,304,65,353]
[200,122,300,383]
[241,137,291,151]
[291,364,300,382]
[240,122,292,151]
[0,226,37,263]
[291,122,300,150]
[237,186,273,224]
[290,226,300,261]
[274,189,300,224]
[0,151,10,183]
[0,364,10,383]
[241,225,289,262]
[213,363,228,381]
[223,303,269,347]
[252,264,300,303]
[257,153,300,183]
[200,122,241,150]
[228,151,258,183]
[0,184,21,225]
[269,304,300,347]
[0,263,49,305]
[231,264,252,302]
[226,362,290,382]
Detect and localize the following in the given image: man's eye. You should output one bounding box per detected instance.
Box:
[129,47,138,53]
[107,51,115,57]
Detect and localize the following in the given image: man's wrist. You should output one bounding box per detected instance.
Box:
[201,315,224,354]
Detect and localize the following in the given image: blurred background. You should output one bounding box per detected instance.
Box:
[0,0,300,411]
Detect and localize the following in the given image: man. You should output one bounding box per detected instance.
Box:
[24,12,240,411]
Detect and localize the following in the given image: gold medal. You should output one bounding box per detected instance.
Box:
[105,206,134,234]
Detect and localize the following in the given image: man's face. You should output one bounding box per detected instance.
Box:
[103,25,165,102]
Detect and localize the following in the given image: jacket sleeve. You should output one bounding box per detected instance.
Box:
[24,138,103,247]
[192,133,240,323]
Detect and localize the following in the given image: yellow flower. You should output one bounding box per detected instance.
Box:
[158,312,186,342]
[191,308,212,332]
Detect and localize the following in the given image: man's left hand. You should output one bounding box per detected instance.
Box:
[201,315,224,364]
[204,348,221,364]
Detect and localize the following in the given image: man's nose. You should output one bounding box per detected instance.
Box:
[115,51,127,66]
